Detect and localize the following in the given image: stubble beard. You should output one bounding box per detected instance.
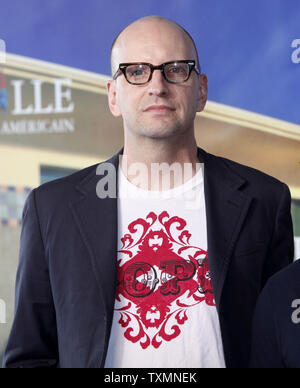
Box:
[130,116,190,141]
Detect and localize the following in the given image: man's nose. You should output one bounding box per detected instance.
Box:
[147,69,169,96]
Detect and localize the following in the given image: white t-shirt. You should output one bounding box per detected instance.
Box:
[104,163,225,368]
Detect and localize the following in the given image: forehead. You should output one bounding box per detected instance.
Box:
[113,20,196,65]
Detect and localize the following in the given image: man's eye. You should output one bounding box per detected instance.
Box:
[128,67,147,77]
[132,70,144,76]
[168,66,184,73]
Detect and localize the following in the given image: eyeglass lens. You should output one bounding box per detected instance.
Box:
[125,62,191,84]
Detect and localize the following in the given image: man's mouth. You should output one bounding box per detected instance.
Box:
[144,105,175,113]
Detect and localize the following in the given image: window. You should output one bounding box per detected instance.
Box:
[40,165,78,185]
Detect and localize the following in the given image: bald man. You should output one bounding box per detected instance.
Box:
[3,16,294,368]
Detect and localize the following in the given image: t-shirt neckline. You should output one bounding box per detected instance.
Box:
[118,162,204,199]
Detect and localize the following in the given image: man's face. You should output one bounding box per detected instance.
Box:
[107,20,208,141]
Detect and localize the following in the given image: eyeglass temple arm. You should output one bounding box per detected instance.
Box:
[113,69,120,80]
[194,64,201,75]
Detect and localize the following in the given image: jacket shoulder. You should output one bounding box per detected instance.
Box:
[30,163,101,214]
[209,152,289,201]
[34,150,122,200]
[202,150,290,207]
[215,153,285,187]
[36,163,98,194]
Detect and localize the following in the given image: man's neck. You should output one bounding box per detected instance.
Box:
[120,137,201,191]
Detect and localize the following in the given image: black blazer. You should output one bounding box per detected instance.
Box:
[3,147,294,368]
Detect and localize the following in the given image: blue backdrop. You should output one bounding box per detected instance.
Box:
[0,0,299,124]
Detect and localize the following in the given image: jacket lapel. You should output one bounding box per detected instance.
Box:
[69,149,122,323]
[198,148,253,311]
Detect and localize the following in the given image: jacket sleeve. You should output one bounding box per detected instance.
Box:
[261,183,294,287]
[250,283,283,368]
[2,189,58,368]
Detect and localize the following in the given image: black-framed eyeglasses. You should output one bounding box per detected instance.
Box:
[113,60,201,85]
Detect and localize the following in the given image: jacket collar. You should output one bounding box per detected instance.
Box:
[198,148,252,309]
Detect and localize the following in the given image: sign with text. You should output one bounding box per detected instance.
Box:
[0,76,75,135]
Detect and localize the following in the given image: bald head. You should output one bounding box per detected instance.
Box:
[110,16,200,76]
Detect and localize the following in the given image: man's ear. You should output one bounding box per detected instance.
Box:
[196,74,208,113]
[107,80,122,117]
